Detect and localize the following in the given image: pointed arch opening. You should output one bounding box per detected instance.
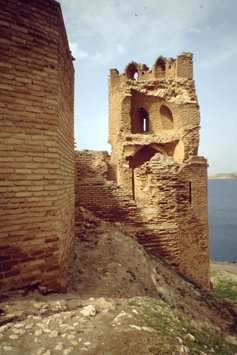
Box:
[125,62,138,80]
[129,145,158,169]
[160,105,174,130]
[129,145,161,201]
[156,58,165,71]
[153,57,166,78]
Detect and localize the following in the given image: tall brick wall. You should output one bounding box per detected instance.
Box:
[0,0,75,292]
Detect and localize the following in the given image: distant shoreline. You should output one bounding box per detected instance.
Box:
[210,261,236,265]
[208,173,237,180]
[210,261,237,274]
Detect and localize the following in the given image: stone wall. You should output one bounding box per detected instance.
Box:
[0,0,75,292]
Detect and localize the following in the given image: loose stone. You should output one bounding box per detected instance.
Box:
[12,329,26,334]
[37,323,45,329]
[42,351,51,355]
[0,325,9,332]
[55,344,63,350]
[3,346,13,351]
[80,305,96,317]
[14,323,25,328]
[130,325,141,330]
[43,328,51,333]
[49,330,58,338]
[71,341,78,346]
[35,329,43,336]
[25,323,34,329]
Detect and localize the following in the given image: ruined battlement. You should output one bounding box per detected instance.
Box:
[109,52,194,87]
[108,54,200,171]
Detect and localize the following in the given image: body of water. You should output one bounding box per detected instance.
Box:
[208,179,237,262]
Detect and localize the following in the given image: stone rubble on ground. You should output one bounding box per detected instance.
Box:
[0,296,206,355]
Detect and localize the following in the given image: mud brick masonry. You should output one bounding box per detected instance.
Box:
[0,0,210,291]
[76,55,210,287]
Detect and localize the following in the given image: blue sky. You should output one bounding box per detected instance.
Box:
[58,0,237,176]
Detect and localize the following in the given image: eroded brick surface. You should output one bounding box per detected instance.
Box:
[75,54,209,287]
[0,0,75,292]
[0,1,209,293]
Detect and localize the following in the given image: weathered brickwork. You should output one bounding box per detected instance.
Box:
[0,0,75,292]
[0,0,209,293]
[75,54,210,288]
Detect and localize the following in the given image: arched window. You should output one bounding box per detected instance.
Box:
[138,107,149,133]
[157,58,165,72]
[153,57,166,78]
[160,105,174,130]
[125,62,138,80]
[131,107,149,133]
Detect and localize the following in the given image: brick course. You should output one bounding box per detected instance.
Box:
[0,0,75,292]
[75,54,210,288]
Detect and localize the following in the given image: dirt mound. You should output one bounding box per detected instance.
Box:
[71,207,237,336]
[1,207,237,354]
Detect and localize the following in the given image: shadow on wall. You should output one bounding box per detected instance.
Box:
[75,150,191,267]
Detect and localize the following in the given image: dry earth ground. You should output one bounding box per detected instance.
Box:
[1,208,237,355]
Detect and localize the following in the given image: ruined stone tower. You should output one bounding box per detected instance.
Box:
[107,53,210,286]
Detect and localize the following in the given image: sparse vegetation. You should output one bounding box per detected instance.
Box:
[211,270,237,304]
[127,299,141,307]
[138,297,237,354]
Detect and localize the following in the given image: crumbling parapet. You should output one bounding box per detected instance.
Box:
[110,52,193,85]
[106,53,210,287]
[108,53,199,168]
[74,54,209,287]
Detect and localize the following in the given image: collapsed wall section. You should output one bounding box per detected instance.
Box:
[75,150,209,287]
[75,150,140,223]
[0,0,75,292]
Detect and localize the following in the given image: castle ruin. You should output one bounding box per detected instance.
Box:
[0,0,210,292]
[76,54,209,287]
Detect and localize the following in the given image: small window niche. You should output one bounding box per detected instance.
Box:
[160,105,174,130]
[138,107,149,133]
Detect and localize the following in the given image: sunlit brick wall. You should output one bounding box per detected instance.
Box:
[0,0,75,292]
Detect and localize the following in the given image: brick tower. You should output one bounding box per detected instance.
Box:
[108,53,210,287]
